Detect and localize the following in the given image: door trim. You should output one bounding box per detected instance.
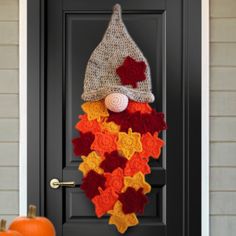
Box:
[19,0,27,215]
[201,1,210,235]
[20,0,209,234]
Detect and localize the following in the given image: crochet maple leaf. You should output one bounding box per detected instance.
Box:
[80,170,106,199]
[72,132,95,156]
[119,187,148,214]
[100,151,127,173]
[116,56,147,88]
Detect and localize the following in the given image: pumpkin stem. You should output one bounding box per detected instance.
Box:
[28,205,37,218]
[0,219,6,232]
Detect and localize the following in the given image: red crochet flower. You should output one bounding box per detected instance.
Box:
[100,151,127,173]
[119,187,148,214]
[124,153,151,176]
[116,56,147,88]
[129,112,146,134]
[107,110,133,132]
[142,110,167,134]
[92,187,118,218]
[72,132,95,156]
[108,109,167,135]
[108,110,140,133]
[80,170,106,199]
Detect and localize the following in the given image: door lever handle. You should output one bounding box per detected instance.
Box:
[50,178,76,189]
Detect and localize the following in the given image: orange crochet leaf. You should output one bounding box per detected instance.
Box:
[122,172,151,194]
[92,187,118,218]
[108,201,139,234]
[82,100,109,121]
[127,101,152,114]
[117,128,142,160]
[75,114,101,134]
[104,168,124,193]
[140,132,165,159]
[79,151,104,176]
[91,132,117,155]
[124,153,151,176]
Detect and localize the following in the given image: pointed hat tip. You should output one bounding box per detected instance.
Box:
[113,3,121,13]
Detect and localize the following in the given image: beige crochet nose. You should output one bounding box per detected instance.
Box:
[105,93,128,113]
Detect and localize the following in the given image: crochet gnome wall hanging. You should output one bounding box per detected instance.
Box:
[72,4,167,234]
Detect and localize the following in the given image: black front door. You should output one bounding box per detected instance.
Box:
[27,0,201,236]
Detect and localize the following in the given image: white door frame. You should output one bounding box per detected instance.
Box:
[19,0,28,217]
[19,0,209,235]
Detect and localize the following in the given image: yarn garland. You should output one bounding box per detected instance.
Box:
[72,100,167,233]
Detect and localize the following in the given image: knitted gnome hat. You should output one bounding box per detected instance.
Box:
[81,4,155,103]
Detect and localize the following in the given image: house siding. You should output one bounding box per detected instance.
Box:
[0,0,19,226]
[210,0,236,235]
[0,0,236,234]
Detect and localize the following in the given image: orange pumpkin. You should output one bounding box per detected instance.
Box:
[9,205,56,236]
[0,219,22,236]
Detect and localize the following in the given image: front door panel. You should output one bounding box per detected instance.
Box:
[27,0,201,235]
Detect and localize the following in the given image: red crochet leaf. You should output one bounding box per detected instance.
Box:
[80,170,106,199]
[107,109,167,135]
[100,151,127,173]
[119,187,148,214]
[72,132,95,156]
[107,110,130,131]
[142,110,168,134]
[116,56,147,88]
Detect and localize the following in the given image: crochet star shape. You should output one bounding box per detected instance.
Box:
[142,110,167,134]
[80,170,106,200]
[101,121,120,133]
[72,132,95,156]
[75,114,101,134]
[82,100,109,121]
[116,56,147,88]
[92,187,118,218]
[140,132,165,159]
[100,151,127,173]
[122,172,151,194]
[127,101,152,114]
[108,201,139,234]
[117,128,142,160]
[119,187,148,214]
[104,168,124,193]
[79,151,104,176]
[108,110,167,135]
[91,132,117,155]
[124,153,150,176]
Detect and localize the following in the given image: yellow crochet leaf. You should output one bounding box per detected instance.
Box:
[117,128,142,160]
[122,172,151,194]
[101,121,120,133]
[108,201,139,234]
[81,100,109,121]
[78,151,104,176]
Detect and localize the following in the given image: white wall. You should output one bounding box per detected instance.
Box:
[210,0,236,235]
[0,0,19,225]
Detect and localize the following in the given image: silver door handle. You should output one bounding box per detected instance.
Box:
[50,178,75,189]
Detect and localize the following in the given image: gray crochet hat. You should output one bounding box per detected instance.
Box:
[81,4,155,103]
